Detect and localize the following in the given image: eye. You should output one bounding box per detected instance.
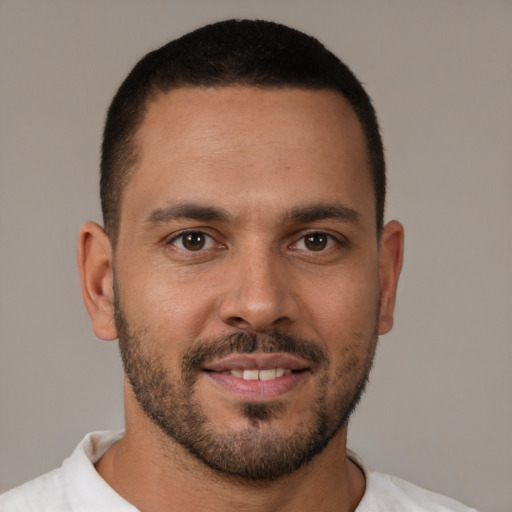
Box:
[169,231,216,251]
[291,232,339,252]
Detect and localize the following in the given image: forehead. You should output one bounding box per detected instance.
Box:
[138,86,366,164]
[122,86,374,228]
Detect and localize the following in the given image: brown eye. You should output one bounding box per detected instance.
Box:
[304,233,329,251]
[171,232,215,251]
[182,232,205,250]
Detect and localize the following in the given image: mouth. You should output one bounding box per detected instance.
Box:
[201,353,310,399]
[221,367,293,380]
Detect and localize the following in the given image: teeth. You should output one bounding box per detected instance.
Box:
[243,369,259,380]
[230,368,290,380]
[259,369,276,380]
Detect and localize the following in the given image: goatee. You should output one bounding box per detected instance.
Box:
[115,301,376,481]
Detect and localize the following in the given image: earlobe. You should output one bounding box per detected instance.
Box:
[78,221,118,341]
[378,220,404,335]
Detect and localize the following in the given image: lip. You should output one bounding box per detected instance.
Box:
[205,370,307,400]
[203,352,310,372]
[202,352,311,400]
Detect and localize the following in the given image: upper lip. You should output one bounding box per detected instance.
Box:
[203,352,310,372]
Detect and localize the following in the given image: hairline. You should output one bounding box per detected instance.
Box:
[110,83,380,249]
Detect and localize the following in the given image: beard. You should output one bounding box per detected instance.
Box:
[115,301,378,482]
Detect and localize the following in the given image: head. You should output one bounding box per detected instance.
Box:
[100,19,386,247]
[80,20,403,482]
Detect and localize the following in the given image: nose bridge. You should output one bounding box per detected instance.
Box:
[218,241,298,331]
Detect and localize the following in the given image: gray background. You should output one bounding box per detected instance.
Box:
[1,1,511,511]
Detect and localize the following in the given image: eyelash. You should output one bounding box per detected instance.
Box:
[289,231,341,252]
[167,230,221,252]
[166,230,345,254]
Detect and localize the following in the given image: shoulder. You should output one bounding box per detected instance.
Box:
[0,431,127,512]
[348,451,479,512]
[0,467,68,512]
[362,471,479,511]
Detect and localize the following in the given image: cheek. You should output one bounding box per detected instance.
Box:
[116,267,215,346]
[303,267,380,341]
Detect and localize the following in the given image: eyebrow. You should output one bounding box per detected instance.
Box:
[287,204,361,225]
[144,202,231,228]
[143,201,361,229]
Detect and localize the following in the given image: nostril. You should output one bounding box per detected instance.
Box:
[227,316,251,328]
[226,315,292,331]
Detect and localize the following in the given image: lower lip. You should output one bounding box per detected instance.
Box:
[204,371,307,400]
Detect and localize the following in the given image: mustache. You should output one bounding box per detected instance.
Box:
[181,331,329,374]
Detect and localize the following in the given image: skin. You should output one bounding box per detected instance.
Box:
[78,86,404,512]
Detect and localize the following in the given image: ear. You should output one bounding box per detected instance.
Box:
[78,221,118,341]
[378,220,404,335]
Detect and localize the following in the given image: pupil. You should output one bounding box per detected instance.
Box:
[305,233,327,251]
[183,233,204,250]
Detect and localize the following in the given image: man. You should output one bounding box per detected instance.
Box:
[0,19,477,511]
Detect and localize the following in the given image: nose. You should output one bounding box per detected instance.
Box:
[218,247,300,332]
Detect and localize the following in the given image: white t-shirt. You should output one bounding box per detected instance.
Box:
[0,431,478,511]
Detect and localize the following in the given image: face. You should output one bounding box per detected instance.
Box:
[108,87,394,480]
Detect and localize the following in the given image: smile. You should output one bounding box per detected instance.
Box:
[228,368,292,380]
[202,353,310,399]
